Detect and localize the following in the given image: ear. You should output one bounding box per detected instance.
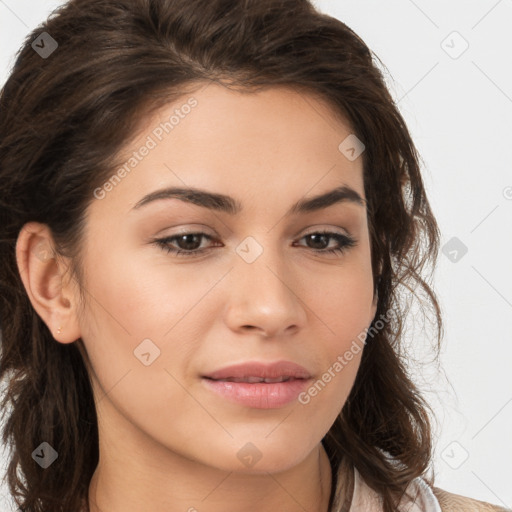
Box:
[15,222,82,344]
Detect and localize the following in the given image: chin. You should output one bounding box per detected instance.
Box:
[215,439,314,475]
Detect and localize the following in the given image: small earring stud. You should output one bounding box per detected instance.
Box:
[57,326,62,335]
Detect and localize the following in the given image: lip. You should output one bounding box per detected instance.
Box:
[201,360,312,409]
[202,360,312,380]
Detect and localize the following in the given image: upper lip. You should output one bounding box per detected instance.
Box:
[202,360,312,381]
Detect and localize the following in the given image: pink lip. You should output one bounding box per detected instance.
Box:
[202,360,312,380]
[201,360,312,409]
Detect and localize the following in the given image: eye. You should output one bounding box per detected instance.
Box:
[152,230,357,258]
[153,232,218,257]
[293,230,357,255]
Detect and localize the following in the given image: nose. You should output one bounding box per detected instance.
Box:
[223,241,308,338]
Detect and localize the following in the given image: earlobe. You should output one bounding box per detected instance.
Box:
[15,222,82,344]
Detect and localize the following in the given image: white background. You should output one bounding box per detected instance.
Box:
[0,0,511,510]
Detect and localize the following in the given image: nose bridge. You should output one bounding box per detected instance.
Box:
[227,234,305,335]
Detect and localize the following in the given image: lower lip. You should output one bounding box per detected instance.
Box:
[201,377,311,409]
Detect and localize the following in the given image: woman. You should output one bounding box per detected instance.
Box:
[0,1,508,511]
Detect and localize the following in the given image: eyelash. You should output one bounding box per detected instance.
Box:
[153,230,357,258]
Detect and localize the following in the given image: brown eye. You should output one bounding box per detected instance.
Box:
[294,231,357,255]
[154,232,217,257]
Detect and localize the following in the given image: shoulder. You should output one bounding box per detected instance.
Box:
[431,486,511,512]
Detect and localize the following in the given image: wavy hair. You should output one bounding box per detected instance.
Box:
[0,1,443,511]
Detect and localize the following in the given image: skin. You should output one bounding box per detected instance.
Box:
[16,82,378,512]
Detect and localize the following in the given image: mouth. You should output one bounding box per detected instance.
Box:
[201,376,311,409]
[200,360,312,408]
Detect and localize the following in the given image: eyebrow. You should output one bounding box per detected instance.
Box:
[131,184,366,215]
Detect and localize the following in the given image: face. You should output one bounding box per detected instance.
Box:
[35,83,378,474]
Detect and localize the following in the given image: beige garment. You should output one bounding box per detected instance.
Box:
[329,456,511,512]
[431,487,511,512]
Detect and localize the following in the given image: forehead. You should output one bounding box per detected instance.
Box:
[90,83,366,219]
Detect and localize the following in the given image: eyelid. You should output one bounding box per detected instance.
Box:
[300,225,352,237]
[156,224,217,236]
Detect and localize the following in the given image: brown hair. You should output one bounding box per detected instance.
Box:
[0,1,443,511]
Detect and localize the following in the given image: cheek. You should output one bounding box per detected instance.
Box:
[81,243,218,338]
[76,249,200,445]
[77,247,223,396]
[291,261,373,412]
[301,259,375,340]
